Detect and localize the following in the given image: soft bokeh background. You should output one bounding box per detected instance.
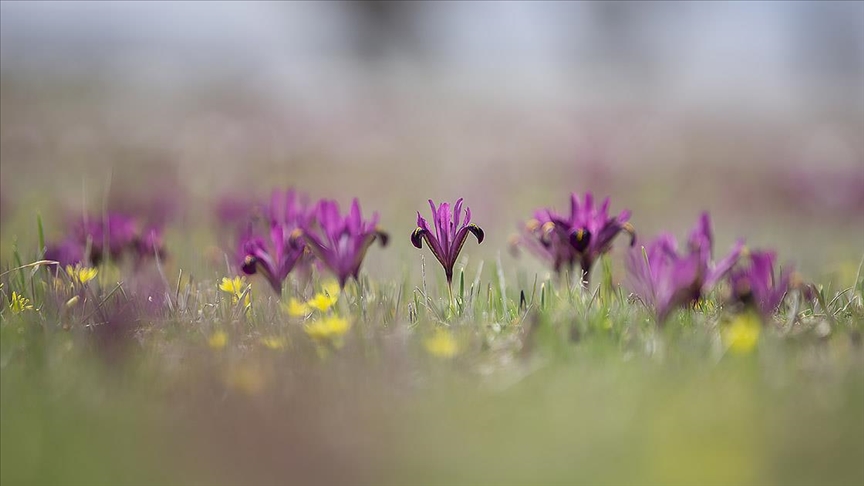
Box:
[2,3,864,486]
[2,1,863,282]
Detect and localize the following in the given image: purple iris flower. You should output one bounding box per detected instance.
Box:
[75,213,139,264]
[45,212,165,267]
[510,209,574,275]
[626,212,743,323]
[411,198,484,285]
[513,193,634,284]
[44,238,85,267]
[239,190,313,293]
[295,198,388,288]
[728,250,792,319]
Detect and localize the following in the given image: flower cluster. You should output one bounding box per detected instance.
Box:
[29,188,801,336]
[45,212,165,268]
[235,191,389,293]
[237,190,314,294]
[626,213,744,323]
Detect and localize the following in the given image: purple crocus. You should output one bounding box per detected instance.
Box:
[513,193,634,284]
[626,212,743,324]
[239,190,312,293]
[297,198,388,288]
[728,250,792,319]
[411,198,484,285]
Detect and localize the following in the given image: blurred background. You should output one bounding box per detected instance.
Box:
[1,0,863,281]
[2,4,864,486]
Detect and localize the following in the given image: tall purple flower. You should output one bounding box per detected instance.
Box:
[626,213,743,324]
[513,193,634,284]
[411,198,484,285]
[239,190,312,293]
[728,250,792,319]
[297,198,388,288]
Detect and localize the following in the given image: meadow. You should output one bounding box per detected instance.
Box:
[1,73,863,486]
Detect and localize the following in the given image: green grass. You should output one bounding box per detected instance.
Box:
[1,242,862,486]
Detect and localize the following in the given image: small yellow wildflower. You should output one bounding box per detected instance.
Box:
[307,292,338,312]
[305,316,351,346]
[209,330,228,350]
[219,276,251,306]
[260,336,286,350]
[66,264,98,285]
[9,292,33,314]
[424,329,459,358]
[321,280,340,299]
[284,298,311,317]
[722,312,761,354]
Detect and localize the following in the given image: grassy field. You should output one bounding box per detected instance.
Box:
[1,220,862,485]
[2,67,863,485]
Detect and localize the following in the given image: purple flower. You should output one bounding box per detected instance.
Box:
[626,213,743,323]
[510,209,574,275]
[134,226,166,262]
[239,190,313,293]
[411,198,484,284]
[75,213,139,264]
[45,238,85,267]
[728,250,792,319]
[513,193,634,283]
[296,198,388,288]
[45,212,165,267]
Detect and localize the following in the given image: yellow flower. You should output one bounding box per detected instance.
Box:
[307,292,338,312]
[722,312,761,354]
[284,298,311,317]
[209,331,228,350]
[305,316,351,346]
[306,281,341,312]
[219,276,251,306]
[322,280,340,299]
[9,292,33,314]
[260,336,286,350]
[424,329,459,358]
[66,264,98,285]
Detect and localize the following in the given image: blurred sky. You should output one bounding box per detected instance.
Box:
[2,1,863,113]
